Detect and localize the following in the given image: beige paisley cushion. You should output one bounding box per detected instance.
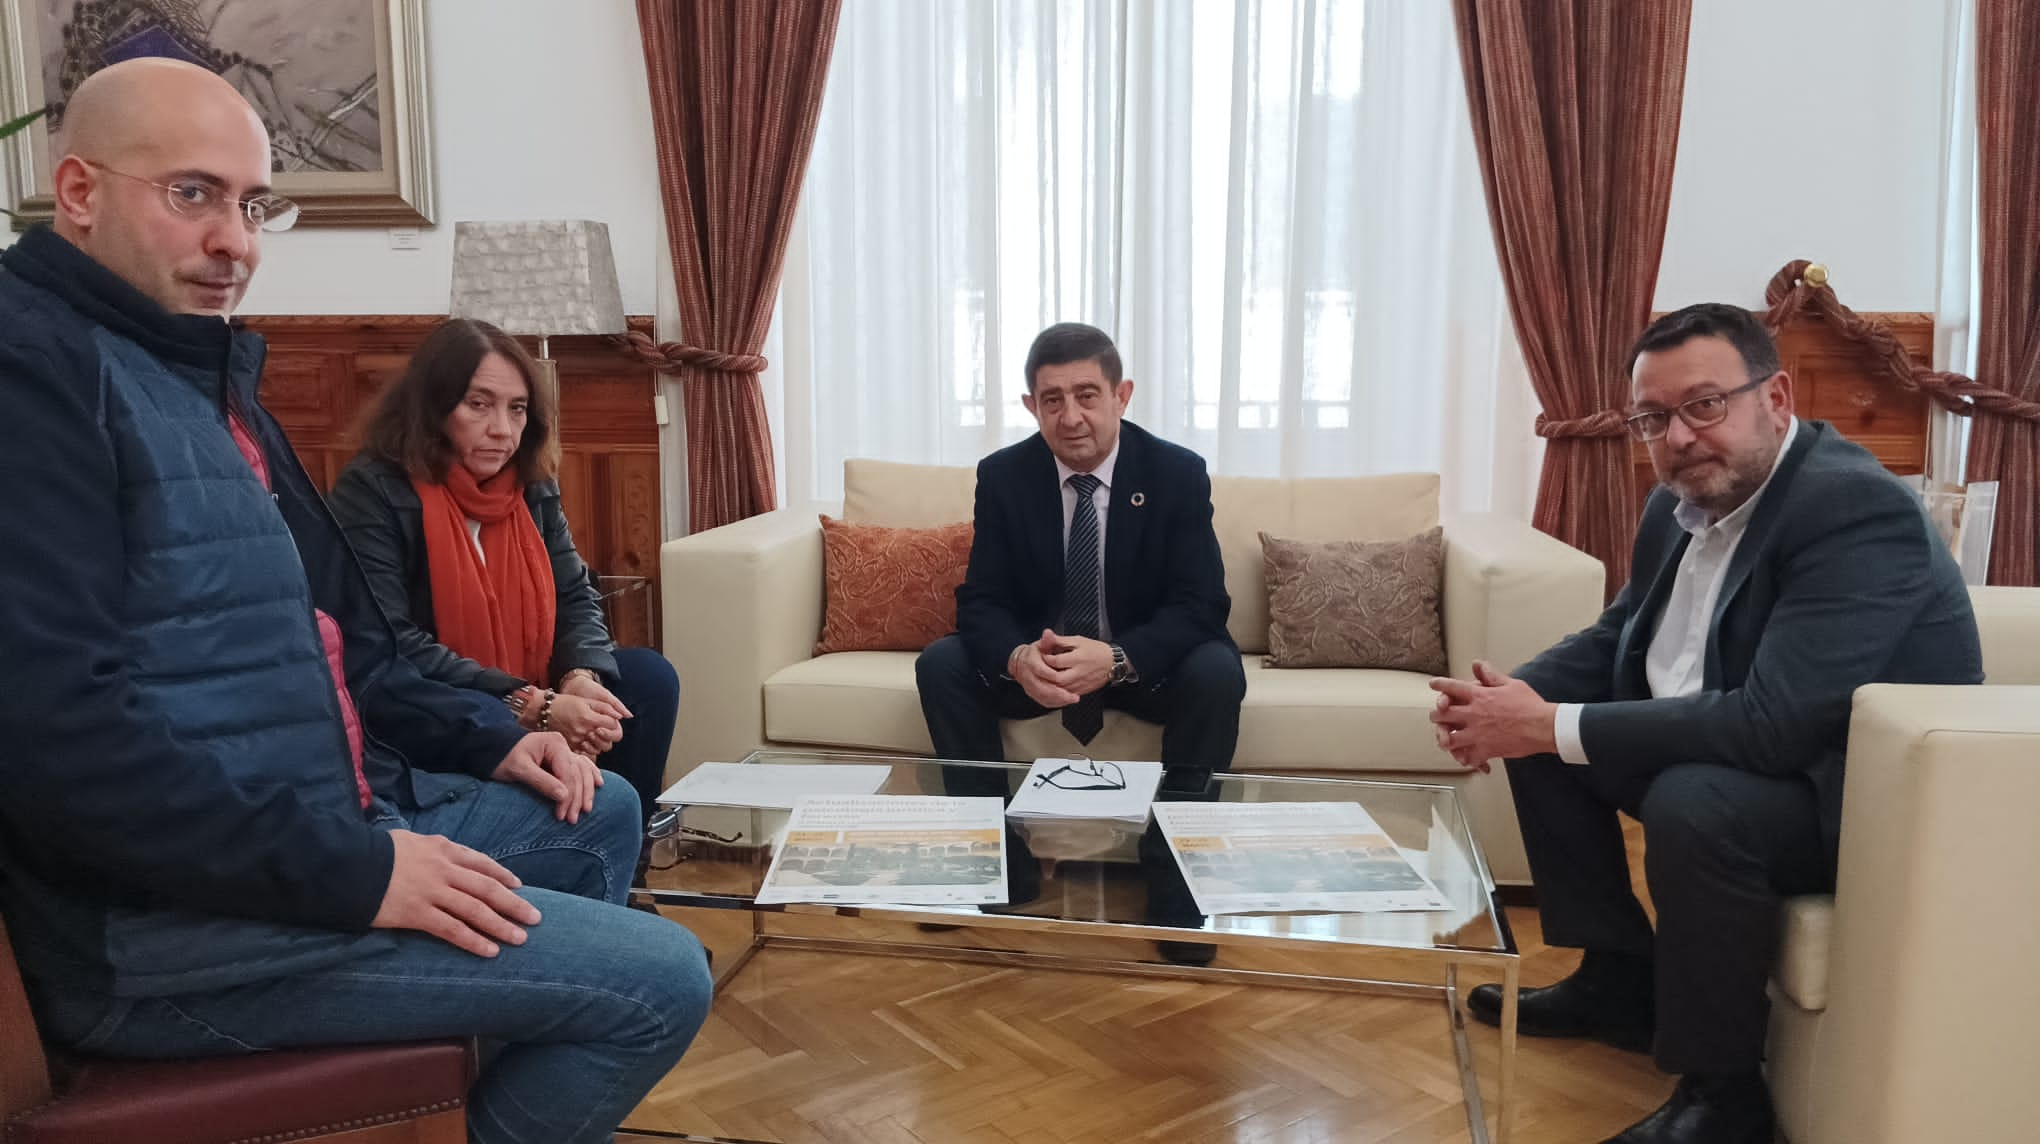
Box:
[1258,527,1447,672]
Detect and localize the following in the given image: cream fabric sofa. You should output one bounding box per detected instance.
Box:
[659,459,1607,886]
[1767,585,2040,1144]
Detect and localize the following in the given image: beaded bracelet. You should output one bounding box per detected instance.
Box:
[535,688,559,732]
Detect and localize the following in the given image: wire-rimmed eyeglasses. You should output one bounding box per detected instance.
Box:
[84,159,300,233]
[1622,375,1771,442]
[1032,759,1128,791]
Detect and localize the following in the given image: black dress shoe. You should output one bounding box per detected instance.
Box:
[1604,1071,1775,1144]
[1155,940,1216,965]
[1466,969,1654,1053]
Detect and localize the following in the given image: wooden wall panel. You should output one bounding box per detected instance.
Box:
[592,449,664,650]
[241,314,665,651]
[1633,312,1934,496]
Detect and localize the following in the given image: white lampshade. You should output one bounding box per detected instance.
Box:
[447,220,626,338]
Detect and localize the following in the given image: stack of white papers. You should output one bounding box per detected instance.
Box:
[656,762,892,810]
[1005,758,1164,826]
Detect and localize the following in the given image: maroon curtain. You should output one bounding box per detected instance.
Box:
[636,0,841,532]
[1452,0,1693,597]
[1964,1,2040,586]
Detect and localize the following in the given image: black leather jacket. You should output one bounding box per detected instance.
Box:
[327,453,620,696]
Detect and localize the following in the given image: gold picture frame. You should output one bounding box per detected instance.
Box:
[0,0,433,226]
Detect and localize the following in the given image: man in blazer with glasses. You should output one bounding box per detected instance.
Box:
[1428,303,1981,1144]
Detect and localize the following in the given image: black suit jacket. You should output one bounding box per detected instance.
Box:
[955,420,1233,683]
[1515,420,1982,845]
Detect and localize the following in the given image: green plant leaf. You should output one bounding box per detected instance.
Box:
[0,107,46,143]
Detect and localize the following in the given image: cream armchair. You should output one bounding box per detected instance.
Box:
[660,460,1607,886]
[1767,585,2040,1143]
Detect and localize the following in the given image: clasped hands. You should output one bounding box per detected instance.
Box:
[1010,628,1115,707]
[1428,659,1559,774]
[520,671,633,758]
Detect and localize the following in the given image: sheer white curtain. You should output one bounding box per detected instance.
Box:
[1931,0,1977,485]
[654,218,689,540]
[768,0,1537,516]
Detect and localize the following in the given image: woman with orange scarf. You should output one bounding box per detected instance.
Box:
[329,319,677,861]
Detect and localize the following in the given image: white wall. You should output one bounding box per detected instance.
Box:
[1655,0,1957,312]
[250,0,1967,317]
[237,0,661,315]
[6,0,1956,318]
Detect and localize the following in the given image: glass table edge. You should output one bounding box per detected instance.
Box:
[649,749,1514,956]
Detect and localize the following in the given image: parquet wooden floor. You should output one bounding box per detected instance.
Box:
[620,820,1664,1144]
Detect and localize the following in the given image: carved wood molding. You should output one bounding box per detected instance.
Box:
[1538,258,2040,439]
[242,314,656,355]
[1762,259,2040,422]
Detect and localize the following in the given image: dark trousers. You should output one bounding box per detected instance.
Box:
[599,646,679,829]
[914,634,1245,773]
[1505,754,1834,1074]
[916,634,1243,914]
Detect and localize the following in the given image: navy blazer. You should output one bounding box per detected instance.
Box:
[955,420,1233,683]
[1515,420,1982,845]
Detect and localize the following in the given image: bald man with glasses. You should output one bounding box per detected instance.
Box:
[0,58,708,1144]
[1428,303,1980,1144]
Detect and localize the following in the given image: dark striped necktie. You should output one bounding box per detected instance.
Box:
[1062,473,1104,742]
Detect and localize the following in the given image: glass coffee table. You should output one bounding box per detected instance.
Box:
[637,750,1521,1143]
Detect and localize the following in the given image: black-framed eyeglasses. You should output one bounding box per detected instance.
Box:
[1623,375,1771,442]
[84,160,300,233]
[1032,759,1127,791]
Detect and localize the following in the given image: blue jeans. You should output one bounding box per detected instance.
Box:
[30,772,711,1144]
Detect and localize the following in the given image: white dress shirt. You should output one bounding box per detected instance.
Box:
[1055,440,1119,640]
[1553,418,1799,764]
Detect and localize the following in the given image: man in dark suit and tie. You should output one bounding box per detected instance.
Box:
[916,323,1245,961]
[917,321,1244,774]
[1429,303,1982,1144]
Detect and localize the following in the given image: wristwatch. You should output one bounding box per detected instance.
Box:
[1108,643,1137,685]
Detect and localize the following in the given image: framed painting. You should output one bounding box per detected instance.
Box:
[0,0,432,226]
